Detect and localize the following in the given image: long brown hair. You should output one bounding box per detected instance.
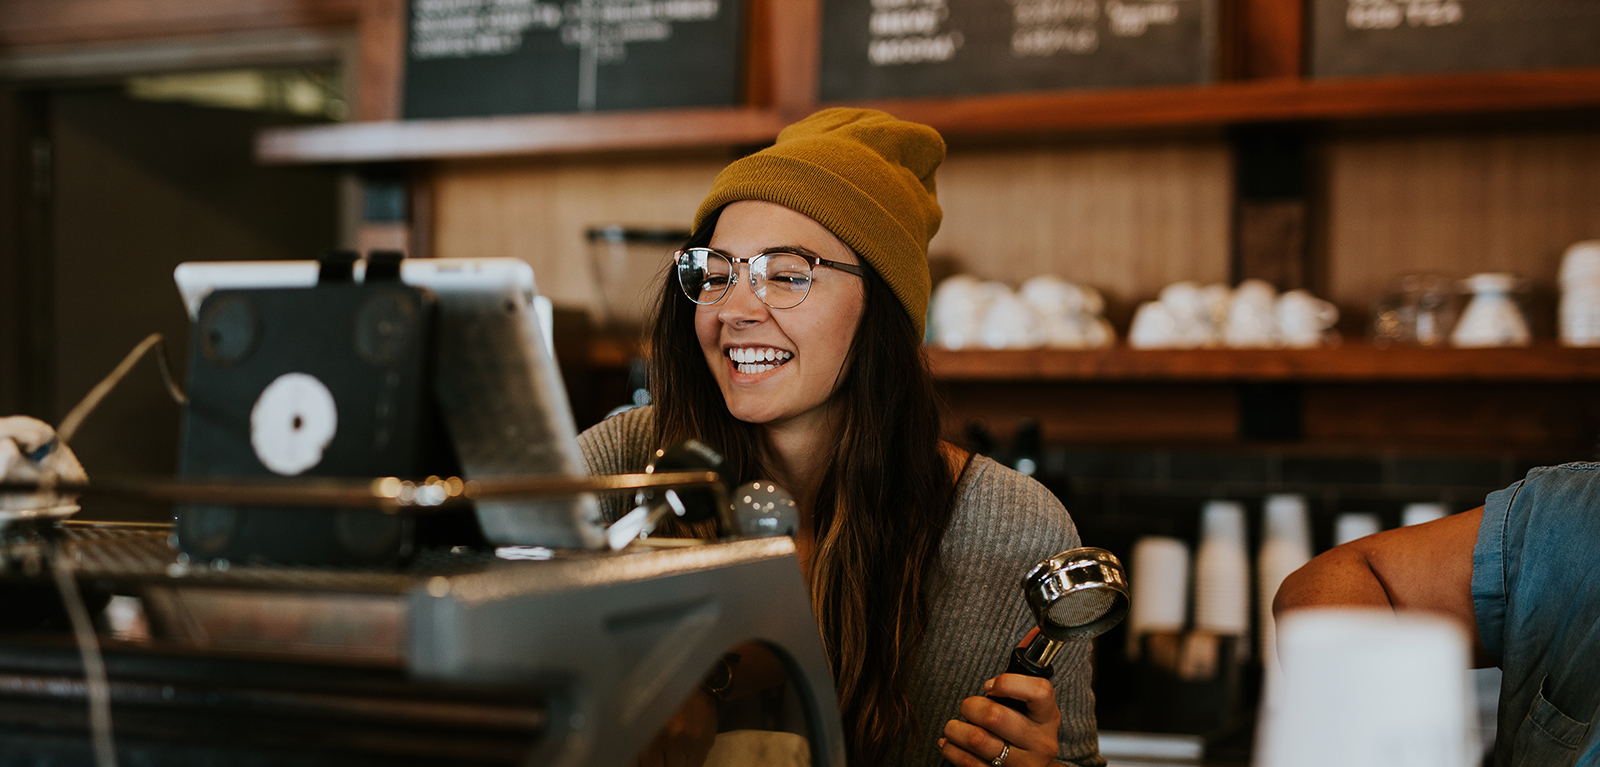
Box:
[650,207,959,762]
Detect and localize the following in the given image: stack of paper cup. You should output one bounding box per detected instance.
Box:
[1403,502,1448,527]
[1194,501,1250,646]
[1257,609,1477,767]
[1258,494,1312,674]
[1560,241,1600,346]
[1127,536,1191,659]
[1333,512,1381,546]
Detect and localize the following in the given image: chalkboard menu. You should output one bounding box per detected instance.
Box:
[1311,0,1600,78]
[404,0,744,119]
[820,0,1217,101]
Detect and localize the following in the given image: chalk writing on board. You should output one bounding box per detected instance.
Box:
[863,0,1186,68]
[1344,0,1462,30]
[866,0,964,65]
[410,0,723,110]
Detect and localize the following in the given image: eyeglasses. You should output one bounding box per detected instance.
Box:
[674,247,865,310]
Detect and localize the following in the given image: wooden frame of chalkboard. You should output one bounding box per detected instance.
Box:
[258,0,1600,164]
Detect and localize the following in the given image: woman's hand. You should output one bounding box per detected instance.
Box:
[939,673,1061,767]
[633,689,718,767]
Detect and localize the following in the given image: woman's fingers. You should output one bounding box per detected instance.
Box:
[939,722,1008,767]
[982,673,1062,726]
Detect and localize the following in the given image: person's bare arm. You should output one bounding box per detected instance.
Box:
[1273,506,1491,666]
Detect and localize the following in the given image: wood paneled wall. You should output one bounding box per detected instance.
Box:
[1324,128,1600,327]
[429,140,1235,324]
[931,141,1233,324]
[429,153,735,313]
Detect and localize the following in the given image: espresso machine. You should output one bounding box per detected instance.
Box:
[0,256,845,767]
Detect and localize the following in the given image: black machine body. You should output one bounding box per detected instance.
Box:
[175,260,476,566]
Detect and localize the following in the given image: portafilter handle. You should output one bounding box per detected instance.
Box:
[987,547,1129,714]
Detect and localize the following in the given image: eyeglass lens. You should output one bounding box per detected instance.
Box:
[677,250,815,309]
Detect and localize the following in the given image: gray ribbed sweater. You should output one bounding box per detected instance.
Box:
[576,407,1104,767]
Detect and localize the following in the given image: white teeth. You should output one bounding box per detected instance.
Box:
[727,347,792,368]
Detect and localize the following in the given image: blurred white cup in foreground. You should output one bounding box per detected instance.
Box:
[1256,608,1477,767]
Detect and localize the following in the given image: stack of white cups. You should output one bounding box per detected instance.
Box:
[1403,502,1448,527]
[1256,609,1478,767]
[1257,494,1312,677]
[1194,501,1251,655]
[1126,536,1191,660]
[1560,241,1600,347]
[1333,512,1381,546]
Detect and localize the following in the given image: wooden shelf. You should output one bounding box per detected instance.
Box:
[256,68,1600,164]
[926,342,1600,383]
[859,68,1600,142]
[256,107,787,165]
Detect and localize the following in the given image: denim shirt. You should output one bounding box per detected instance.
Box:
[1475,463,1600,766]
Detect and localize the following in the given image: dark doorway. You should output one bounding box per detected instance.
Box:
[41,86,337,520]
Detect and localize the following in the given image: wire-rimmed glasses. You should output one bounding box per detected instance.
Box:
[674,247,865,310]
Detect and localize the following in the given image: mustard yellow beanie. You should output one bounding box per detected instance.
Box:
[693,108,945,337]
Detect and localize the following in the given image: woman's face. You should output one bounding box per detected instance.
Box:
[695,200,866,428]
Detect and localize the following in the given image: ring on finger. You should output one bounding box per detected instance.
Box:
[990,743,1010,767]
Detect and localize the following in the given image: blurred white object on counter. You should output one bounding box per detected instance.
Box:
[1333,512,1381,546]
[1402,502,1449,527]
[931,274,1113,350]
[1256,609,1477,767]
[1452,273,1531,348]
[1126,536,1190,660]
[1257,494,1312,676]
[1559,241,1600,347]
[1194,501,1250,639]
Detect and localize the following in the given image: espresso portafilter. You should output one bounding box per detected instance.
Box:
[989,547,1130,713]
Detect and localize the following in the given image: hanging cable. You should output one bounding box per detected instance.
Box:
[35,332,185,767]
[48,540,117,767]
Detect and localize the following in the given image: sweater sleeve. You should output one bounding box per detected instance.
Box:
[908,456,1104,767]
[574,406,658,524]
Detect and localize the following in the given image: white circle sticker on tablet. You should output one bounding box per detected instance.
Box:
[250,372,338,476]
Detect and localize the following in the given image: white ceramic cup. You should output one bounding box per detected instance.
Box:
[1256,609,1477,767]
[1276,290,1340,348]
[1452,273,1531,348]
[1225,279,1279,348]
[1129,301,1179,349]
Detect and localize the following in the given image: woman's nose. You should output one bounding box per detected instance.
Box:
[718,264,769,323]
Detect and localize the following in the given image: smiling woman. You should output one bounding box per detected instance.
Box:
[577,109,1104,767]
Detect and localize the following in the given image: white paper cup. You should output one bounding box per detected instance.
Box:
[1403,502,1448,527]
[1195,501,1250,638]
[1128,536,1191,659]
[1333,512,1381,546]
[1259,495,1312,672]
[1256,608,1477,767]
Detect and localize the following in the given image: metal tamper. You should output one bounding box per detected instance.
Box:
[989,547,1129,712]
